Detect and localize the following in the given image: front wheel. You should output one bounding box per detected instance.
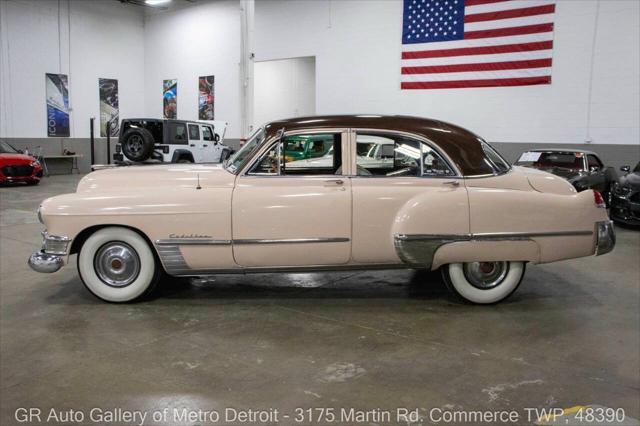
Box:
[78,227,160,302]
[441,261,526,304]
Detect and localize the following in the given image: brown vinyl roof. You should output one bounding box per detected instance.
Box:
[262,115,495,176]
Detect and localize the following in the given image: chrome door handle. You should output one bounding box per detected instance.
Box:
[442,180,460,187]
[324,179,344,185]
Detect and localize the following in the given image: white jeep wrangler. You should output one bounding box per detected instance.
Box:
[114,118,232,164]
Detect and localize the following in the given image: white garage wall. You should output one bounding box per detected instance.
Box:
[143,0,242,139]
[254,57,316,127]
[0,0,145,139]
[254,0,640,146]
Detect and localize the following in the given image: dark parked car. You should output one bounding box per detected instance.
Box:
[514,149,616,204]
[610,162,640,226]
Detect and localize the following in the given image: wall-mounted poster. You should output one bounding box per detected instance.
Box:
[163,79,177,119]
[45,73,70,137]
[99,78,119,137]
[198,75,215,120]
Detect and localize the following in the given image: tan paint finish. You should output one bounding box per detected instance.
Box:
[37,125,608,274]
[351,177,468,263]
[232,176,352,267]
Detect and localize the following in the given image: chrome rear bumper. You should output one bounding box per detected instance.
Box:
[28,251,64,273]
[595,220,615,256]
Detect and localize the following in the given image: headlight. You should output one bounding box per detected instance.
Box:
[37,206,43,224]
[30,160,40,167]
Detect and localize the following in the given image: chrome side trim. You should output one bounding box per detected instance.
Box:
[233,237,350,245]
[165,263,409,277]
[393,230,594,268]
[156,239,231,246]
[155,244,191,275]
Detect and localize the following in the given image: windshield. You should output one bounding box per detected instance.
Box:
[0,141,19,154]
[225,128,266,174]
[634,162,640,173]
[515,151,584,170]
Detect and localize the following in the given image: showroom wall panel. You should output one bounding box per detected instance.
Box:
[143,0,242,141]
[254,57,316,127]
[0,0,145,139]
[254,0,640,158]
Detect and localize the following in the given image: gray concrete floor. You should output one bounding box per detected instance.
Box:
[1,174,639,426]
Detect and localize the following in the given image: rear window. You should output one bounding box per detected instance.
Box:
[480,141,510,174]
[516,151,584,170]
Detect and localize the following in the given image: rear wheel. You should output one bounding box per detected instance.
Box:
[441,261,526,304]
[78,227,160,302]
[121,128,155,162]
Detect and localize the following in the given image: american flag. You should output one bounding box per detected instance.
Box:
[401,0,555,89]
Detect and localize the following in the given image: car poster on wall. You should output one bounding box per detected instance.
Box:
[99,78,119,137]
[163,79,177,119]
[198,75,215,120]
[45,73,70,137]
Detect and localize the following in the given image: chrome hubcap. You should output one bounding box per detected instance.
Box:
[94,242,140,287]
[463,261,509,290]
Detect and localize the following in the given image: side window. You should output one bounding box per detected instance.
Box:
[168,122,188,144]
[250,133,342,176]
[202,126,213,141]
[480,141,510,173]
[587,154,602,170]
[355,133,454,177]
[188,124,200,140]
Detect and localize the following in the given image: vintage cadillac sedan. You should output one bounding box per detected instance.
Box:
[29,115,615,304]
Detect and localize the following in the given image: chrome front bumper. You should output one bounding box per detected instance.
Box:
[27,231,71,273]
[595,220,616,256]
[28,251,64,273]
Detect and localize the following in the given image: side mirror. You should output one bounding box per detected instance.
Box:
[620,165,630,173]
[214,134,220,143]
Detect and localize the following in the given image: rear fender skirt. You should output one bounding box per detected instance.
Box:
[394,230,593,270]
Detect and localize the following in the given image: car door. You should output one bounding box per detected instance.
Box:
[232,130,352,267]
[186,123,202,162]
[200,124,220,162]
[349,131,468,264]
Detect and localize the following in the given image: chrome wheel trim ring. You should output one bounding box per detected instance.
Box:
[462,261,509,290]
[94,242,141,288]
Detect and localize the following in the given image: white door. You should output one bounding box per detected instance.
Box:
[187,123,204,163]
[232,130,351,267]
[200,124,222,162]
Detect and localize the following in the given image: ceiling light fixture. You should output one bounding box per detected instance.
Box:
[145,0,171,5]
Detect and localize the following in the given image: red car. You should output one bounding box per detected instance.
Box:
[0,141,43,185]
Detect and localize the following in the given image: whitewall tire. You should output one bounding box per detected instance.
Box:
[442,261,526,304]
[78,227,160,302]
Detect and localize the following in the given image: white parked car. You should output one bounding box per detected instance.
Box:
[114,118,231,164]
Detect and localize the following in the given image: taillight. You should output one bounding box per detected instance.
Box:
[593,190,606,208]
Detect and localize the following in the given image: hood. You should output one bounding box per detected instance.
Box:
[619,172,640,189]
[0,153,37,165]
[76,163,235,193]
